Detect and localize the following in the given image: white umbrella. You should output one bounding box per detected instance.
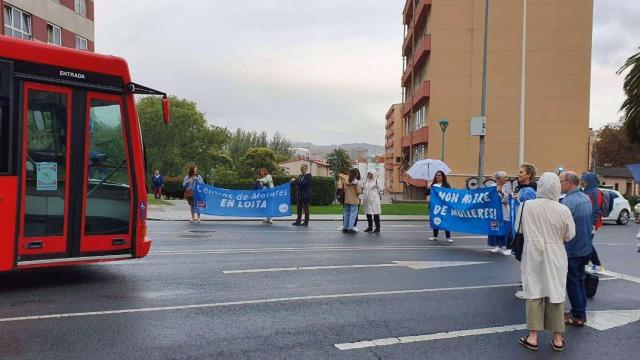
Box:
[407,159,451,181]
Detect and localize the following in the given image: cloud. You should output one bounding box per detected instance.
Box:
[95,0,639,143]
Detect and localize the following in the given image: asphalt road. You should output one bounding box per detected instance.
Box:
[1,220,639,359]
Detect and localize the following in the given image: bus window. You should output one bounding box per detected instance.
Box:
[85,99,130,235]
[24,90,69,238]
[0,99,8,173]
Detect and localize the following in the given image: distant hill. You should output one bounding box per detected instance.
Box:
[291,142,385,159]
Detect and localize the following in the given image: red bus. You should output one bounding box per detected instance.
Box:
[0,36,169,271]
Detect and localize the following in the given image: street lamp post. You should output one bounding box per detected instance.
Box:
[439,118,449,161]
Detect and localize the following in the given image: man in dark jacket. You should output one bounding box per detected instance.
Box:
[291,164,312,226]
[560,171,594,327]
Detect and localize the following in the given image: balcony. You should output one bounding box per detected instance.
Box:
[412,80,430,107]
[402,133,412,148]
[413,34,431,67]
[402,27,413,56]
[401,173,427,187]
[402,61,413,85]
[411,126,429,146]
[403,0,414,25]
[402,102,412,117]
[414,0,432,28]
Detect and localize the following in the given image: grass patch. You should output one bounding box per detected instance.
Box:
[147,194,174,206]
[291,203,428,215]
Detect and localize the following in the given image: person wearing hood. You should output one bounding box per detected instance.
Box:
[581,172,605,273]
[560,171,594,327]
[516,172,575,352]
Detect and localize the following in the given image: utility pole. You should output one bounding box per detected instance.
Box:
[478,0,489,186]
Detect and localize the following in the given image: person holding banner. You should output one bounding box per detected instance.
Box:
[340,169,363,234]
[488,171,512,254]
[257,168,275,224]
[291,164,312,226]
[183,165,204,223]
[427,171,452,243]
[516,172,575,352]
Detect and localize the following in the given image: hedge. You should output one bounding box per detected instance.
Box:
[162,176,185,199]
[212,176,336,206]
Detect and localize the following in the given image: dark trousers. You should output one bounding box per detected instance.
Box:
[296,198,310,224]
[434,229,451,238]
[567,255,590,320]
[366,214,380,230]
[590,246,601,266]
[354,205,360,227]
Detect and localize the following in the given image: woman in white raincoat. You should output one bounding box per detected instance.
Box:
[515,172,575,352]
[362,172,382,233]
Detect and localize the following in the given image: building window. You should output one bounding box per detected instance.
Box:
[75,0,87,17]
[76,36,88,51]
[47,24,62,46]
[3,5,32,40]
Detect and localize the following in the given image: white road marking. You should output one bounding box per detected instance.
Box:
[599,270,640,285]
[149,245,489,256]
[335,324,528,350]
[335,309,640,350]
[586,310,640,330]
[222,261,490,274]
[0,283,519,323]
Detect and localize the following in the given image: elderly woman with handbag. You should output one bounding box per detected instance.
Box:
[183,165,204,223]
[515,172,576,352]
[362,172,382,233]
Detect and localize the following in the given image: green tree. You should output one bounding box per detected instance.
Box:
[239,147,281,178]
[269,132,294,161]
[138,96,229,179]
[325,148,352,179]
[226,129,294,167]
[618,49,640,143]
[593,121,640,167]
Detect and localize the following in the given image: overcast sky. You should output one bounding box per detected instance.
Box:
[95,0,639,146]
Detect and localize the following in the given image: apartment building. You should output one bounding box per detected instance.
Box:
[395,0,593,198]
[1,0,94,51]
[385,104,405,194]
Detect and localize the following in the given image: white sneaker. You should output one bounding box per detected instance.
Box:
[447,238,453,243]
[353,227,360,232]
[337,226,344,231]
[490,246,501,253]
[515,290,525,299]
[428,237,438,241]
[502,249,512,256]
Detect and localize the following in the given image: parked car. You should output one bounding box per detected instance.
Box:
[601,189,631,225]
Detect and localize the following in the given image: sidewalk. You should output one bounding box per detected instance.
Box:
[148,200,428,222]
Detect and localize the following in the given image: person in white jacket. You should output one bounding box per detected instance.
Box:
[516,172,576,352]
[362,172,382,233]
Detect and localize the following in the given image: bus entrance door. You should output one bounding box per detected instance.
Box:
[18,84,133,264]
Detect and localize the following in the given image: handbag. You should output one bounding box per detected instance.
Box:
[184,190,193,199]
[585,272,599,298]
[336,188,345,205]
[511,201,526,261]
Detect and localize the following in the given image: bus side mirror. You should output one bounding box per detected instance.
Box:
[162,96,170,125]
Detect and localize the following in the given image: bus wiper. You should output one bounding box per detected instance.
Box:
[87,160,127,197]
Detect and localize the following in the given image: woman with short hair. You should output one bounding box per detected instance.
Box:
[488,170,512,254]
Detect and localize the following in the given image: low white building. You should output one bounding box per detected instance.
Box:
[357,156,385,189]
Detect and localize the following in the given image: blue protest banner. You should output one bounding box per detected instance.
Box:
[193,183,292,217]
[430,186,505,236]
